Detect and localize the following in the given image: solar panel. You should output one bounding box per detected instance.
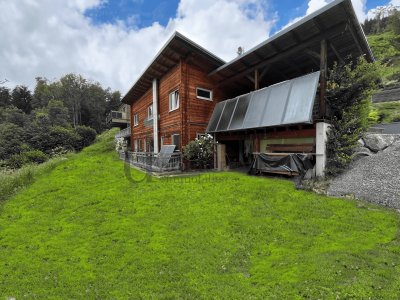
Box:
[229,93,252,130]
[259,81,292,127]
[242,88,270,129]
[206,101,226,132]
[206,71,320,133]
[216,98,238,132]
[282,72,320,124]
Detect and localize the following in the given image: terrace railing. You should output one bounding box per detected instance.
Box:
[115,126,131,138]
[119,151,182,172]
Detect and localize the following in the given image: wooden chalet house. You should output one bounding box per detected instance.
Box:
[121,0,374,176]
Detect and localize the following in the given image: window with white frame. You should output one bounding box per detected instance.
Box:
[196,87,212,100]
[196,133,206,139]
[169,89,179,111]
[134,139,138,152]
[147,105,153,120]
[133,113,139,126]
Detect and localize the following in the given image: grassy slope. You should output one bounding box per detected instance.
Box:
[1,130,400,298]
[367,31,400,80]
[367,31,400,123]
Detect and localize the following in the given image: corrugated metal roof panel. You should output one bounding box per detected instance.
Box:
[207,71,320,133]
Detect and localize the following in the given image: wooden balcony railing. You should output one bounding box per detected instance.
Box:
[119,151,182,172]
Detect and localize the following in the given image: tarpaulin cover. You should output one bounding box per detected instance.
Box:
[248,153,314,176]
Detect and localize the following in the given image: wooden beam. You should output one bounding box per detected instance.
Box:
[246,75,254,83]
[254,69,259,90]
[319,39,327,118]
[215,22,347,87]
[329,42,344,64]
[259,66,270,81]
[304,49,321,60]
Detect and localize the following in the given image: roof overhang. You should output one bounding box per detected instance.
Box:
[122,32,225,104]
[209,0,374,93]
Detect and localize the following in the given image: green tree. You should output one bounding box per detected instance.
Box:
[0,107,29,127]
[11,85,33,114]
[0,87,11,107]
[326,58,381,176]
[47,100,69,127]
[388,9,400,34]
[0,123,25,160]
[32,77,54,109]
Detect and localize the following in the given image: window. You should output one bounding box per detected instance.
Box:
[169,90,179,111]
[196,88,212,100]
[134,139,138,152]
[171,134,180,149]
[133,113,139,126]
[147,105,153,120]
[196,133,206,139]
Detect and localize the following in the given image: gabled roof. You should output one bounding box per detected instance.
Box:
[122,32,225,104]
[209,0,374,91]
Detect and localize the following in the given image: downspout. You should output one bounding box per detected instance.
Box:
[152,78,159,153]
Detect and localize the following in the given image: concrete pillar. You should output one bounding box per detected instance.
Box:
[217,143,227,171]
[152,79,159,153]
[316,122,330,177]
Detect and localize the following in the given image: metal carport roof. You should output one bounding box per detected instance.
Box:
[209,0,373,93]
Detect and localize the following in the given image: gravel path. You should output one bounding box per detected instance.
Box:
[328,143,400,210]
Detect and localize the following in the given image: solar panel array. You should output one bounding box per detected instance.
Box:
[206,71,320,133]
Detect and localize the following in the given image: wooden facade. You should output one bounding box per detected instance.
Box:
[129,59,225,152]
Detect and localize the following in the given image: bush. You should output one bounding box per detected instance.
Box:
[6,150,49,169]
[183,134,214,169]
[0,123,25,160]
[75,125,97,149]
[326,58,381,176]
[48,126,82,151]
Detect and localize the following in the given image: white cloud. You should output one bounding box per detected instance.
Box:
[282,0,371,30]
[0,0,276,94]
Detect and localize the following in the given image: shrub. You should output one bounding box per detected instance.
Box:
[75,125,97,149]
[48,126,81,151]
[6,150,48,169]
[24,150,49,164]
[183,134,214,168]
[0,123,25,160]
[326,58,381,176]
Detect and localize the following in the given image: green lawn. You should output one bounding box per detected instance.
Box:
[1,130,400,299]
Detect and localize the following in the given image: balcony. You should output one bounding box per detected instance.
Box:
[115,126,131,138]
[106,110,130,127]
[119,151,182,173]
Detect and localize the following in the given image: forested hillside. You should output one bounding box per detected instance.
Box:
[363,6,400,123]
[0,74,121,169]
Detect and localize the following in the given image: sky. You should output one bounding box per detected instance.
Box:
[0,0,399,95]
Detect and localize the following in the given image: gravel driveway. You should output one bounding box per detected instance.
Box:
[328,141,400,210]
